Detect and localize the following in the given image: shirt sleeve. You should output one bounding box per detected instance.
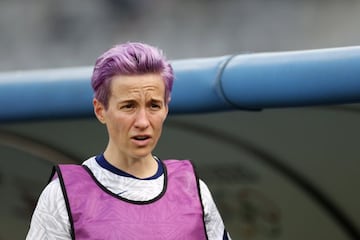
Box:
[26,179,71,240]
[199,179,232,240]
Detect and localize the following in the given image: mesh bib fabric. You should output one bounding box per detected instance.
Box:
[55,160,208,240]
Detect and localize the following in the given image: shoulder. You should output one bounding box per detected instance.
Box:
[162,159,195,170]
[82,156,97,166]
[198,179,213,203]
[40,178,63,203]
[34,178,67,218]
[26,178,70,239]
[197,179,232,239]
[163,160,212,203]
[30,179,66,223]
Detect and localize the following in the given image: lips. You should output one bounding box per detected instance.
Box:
[131,134,151,146]
[132,135,150,140]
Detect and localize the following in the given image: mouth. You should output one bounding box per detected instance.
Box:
[132,135,151,141]
[131,135,152,146]
[131,135,151,147]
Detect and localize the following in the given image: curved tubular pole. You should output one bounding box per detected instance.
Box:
[0,67,94,121]
[169,55,235,113]
[1,46,360,121]
[221,46,360,109]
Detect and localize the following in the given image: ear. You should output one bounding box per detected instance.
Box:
[163,102,169,120]
[93,98,106,124]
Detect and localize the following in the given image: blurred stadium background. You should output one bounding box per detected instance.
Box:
[0,0,360,239]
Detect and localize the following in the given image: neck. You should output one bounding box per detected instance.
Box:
[103,147,157,179]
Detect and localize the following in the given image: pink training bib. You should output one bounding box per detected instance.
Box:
[55,160,208,240]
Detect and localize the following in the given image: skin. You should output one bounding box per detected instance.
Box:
[93,73,169,179]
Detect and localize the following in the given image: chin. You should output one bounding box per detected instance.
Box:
[131,149,153,159]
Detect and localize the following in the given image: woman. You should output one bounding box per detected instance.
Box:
[26,42,231,240]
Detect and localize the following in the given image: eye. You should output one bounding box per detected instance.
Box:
[150,101,162,109]
[120,102,135,110]
[151,103,160,109]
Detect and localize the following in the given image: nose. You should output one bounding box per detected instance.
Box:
[134,108,150,129]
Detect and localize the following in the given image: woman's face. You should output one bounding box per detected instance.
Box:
[94,73,168,161]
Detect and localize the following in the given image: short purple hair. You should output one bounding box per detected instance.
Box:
[91,42,174,108]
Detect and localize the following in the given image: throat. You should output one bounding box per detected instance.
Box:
[102,152,159,179]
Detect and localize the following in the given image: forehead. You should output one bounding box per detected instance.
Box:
[110,74,165,97]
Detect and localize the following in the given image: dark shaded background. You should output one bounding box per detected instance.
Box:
[1,1,360,239]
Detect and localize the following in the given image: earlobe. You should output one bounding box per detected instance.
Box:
[93,98,106,124]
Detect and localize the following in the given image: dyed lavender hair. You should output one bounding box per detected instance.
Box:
[91,42,174,108]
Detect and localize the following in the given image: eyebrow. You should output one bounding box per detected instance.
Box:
[115,97,164,105]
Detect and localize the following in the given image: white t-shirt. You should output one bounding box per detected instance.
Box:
[26,156,231,240]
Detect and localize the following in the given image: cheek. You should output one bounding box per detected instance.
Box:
[107,114,129,133]
[153,116,166,131]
